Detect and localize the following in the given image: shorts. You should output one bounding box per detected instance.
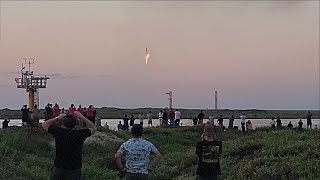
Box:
[49,167,81,180]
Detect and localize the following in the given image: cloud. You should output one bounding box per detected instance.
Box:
[36,73,82,80]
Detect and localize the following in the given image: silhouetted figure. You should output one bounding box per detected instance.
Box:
[198,110,205,125]
[287,121,293,129]
[130,115,135,127]
[240,113,246,133]
[45,103,52,120]
[123,115,129,131]
[147,111,153,127]
[217,115,223,130]
[193,117,198,126]
[162,109,168,125]
[298,119,303,131]
[169,109,175,126]
[21,105,30,126]
[306,111,312,129]
[276,117,282,129]
[228,115,234,128]
[2,118,10,128]
[118,121,123,131]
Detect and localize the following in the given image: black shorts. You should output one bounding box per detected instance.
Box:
[307,120,312,125]
[49,167,81,180]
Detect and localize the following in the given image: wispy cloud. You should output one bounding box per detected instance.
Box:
[37,73,83,80]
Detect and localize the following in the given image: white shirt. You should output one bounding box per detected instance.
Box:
[159,112,163,119]
[240,115,246,123]
[270,119,276,125]
[175,111,181,120]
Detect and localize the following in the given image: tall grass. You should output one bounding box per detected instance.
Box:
[0,126,319,179]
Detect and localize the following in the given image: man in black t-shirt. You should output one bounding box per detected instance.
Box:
[196,124,222,180]
[21,105,30,126]
[123,115,129,131]
[198,110,205,125]
[42,111,96,180]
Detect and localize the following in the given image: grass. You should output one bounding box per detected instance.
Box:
[0,126,319,179]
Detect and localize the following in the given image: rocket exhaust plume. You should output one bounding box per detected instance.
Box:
[145,47,150,64]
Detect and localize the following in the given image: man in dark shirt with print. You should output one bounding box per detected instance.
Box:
[42,111,96,180]
[196,124,222,180]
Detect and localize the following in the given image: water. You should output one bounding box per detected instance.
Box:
[1,118,319,130]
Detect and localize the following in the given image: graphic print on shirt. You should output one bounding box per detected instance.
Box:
[202,145,220,164]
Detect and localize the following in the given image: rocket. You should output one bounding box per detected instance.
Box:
[145,47,150,64]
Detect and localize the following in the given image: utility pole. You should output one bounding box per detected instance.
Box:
[215,90,218,110]
[166,91,172,109]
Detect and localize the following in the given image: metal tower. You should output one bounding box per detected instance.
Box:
[14,58,49,110]
[215,91,218,110]
[166,91,172,109]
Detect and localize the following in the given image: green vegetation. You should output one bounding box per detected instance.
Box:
[1,107,319,119]
[0,126,320,179]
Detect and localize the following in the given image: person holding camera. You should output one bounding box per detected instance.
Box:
[42,111,96,180]
[115,124,161,180]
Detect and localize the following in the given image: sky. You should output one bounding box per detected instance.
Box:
[0,1,319,110]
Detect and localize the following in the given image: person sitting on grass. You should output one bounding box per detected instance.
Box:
[115,124,162,180]
[104,122,109,129]
[246,120,254,132]
[196,124,222,180]
[42,111,96,180]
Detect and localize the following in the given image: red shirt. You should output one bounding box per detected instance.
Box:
[87,108,94,117]
[69,107,76,115]
[77,107,84,115]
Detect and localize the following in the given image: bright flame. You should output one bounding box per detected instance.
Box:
[145,53,150,64]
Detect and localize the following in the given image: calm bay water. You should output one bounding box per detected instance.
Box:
[1,119,319,130]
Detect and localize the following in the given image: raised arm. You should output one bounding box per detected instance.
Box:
[74,111,96,135]
[42,114,66,131]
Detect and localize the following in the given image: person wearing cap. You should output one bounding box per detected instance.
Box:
[115,124,162,180]
[196,124,222,180]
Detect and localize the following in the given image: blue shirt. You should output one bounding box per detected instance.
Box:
[117,138,158,174]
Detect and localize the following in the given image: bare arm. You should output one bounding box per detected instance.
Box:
[114,152,125,170]
[42,114,66,131]
[150,150,162,169]
[74,111,96,135]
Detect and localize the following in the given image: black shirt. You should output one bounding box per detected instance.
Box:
[123,118,129,126]
[2,120,9,128]
[163,112,168,120]
[218,118,223,124]
[196,140,222,176]
[48,125,91,170]
[21,108,29,122]
[198,113,205,120]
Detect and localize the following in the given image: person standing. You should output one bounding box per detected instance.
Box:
[276,116,282,129]
[77,105,84,115]
[270,117,276,131]
[52,103,60,117]
[197,110,205,125]
[115,124,162,180]
[228,115,234,129]
[217,115,223,130]
[174,109,181,127]
[193,116,199,126]
[123,115,129,131]
[45,103,52,120]
[42,111,96,180]
[2,118,10,128]
[196,124,222,180]
[83,107,87,118]
[208,115,214,125]
[130,115,135,127]
[298,119,303,131]
[87,105,95,124]
[21,105,30,126]
[306,111,312,129]
[31,104,40,127]
[162,109,168,125]
[287,121,293,129]
[158,110,163,126]
[139,112,144,127]
[68,104,76,116]
[147,111,153,127]
[169,109,175,126]
[240,113,246,133]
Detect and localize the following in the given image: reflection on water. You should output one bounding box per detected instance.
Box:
[1,119,319,130]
